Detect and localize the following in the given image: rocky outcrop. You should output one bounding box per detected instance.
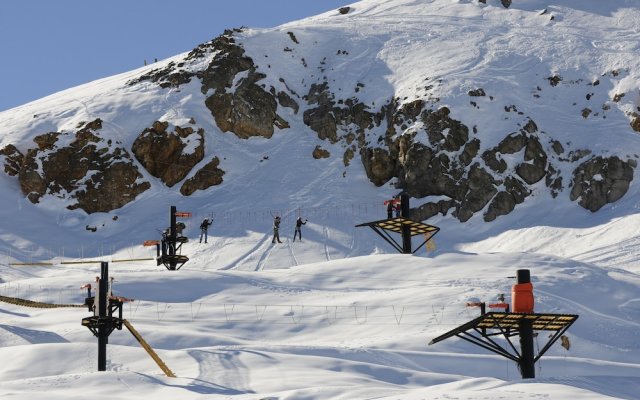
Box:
[361,147,394,186]
[393,107,488,221]
[570,156,635,211]
[0,144,24,176]
[205,71,284,138]
[515,134,547,184]
[632,114,640,132]
[455,164,498,222]
[343,147,355,166]
[200,32,291,139]
[129,29,295,140]
[132,121,205,187]
[303,82,377,144]
[299,72,637,222]
[412,198,456,221]
[127,61,196,88]
[312,146,330,159]
[484,177,530,222]
[180,157,225,196]
[10,119,149,213]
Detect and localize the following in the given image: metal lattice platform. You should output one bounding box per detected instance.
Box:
[355,217,440,254]
[430,312,579,345]
[356,217,440,236]
[429,311,579,379]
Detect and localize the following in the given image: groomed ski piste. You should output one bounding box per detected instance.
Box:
[1,0,640,398]
[1,203,640,399]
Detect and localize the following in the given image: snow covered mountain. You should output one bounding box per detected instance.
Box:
[2,0,640,227]
[0,1,639,399]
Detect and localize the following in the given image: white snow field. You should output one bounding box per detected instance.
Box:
[0,0,639,398]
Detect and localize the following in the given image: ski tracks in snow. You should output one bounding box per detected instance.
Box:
[287,239,299,267]
[323,225,331,262]
[220,235,273,271]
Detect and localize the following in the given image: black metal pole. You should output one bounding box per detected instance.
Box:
[98,262,108,371]
[169,206,177,270]
[516,268,535,378]
[170,205,177,241]
[518,319,535,378]
[400,193,411,254]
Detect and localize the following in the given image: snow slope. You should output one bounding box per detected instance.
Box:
[0,0,639,398]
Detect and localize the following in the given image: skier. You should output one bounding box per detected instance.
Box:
[199,218,212,243]
[272,216,283,243]
[395,202,401,218]
[293,217,308,242]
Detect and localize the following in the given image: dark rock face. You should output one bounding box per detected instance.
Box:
[455,164,498,222]
[485,177,530,222]
[131,121,205,187]
[632,114,640,132]
[127,61,195,88]
[422,107,469,152]
[412,198,456,221]
[180,157,225,196]
[277,91,299,114]
[361,147,394,186]
[343,147,355,166]
[129,29,294,140]
[205,71,282,138]
[498,132,526,154]
[312,146,330,159]
[570,156,635,211]
[200,32,290,139]
[468,88,486,97]
[482,149,507,173]
[0,144,24,176]
[298,73,636,222]
[303,82,376,145]
[12,119,149,213]
[394,108,482,217]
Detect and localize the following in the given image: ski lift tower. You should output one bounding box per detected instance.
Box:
[81,262,124,371]
[81,262,176,377]
[156,205,191,270]
[356,193,439,254]
[429,269,579,379]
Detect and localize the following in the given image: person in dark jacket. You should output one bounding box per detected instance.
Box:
[199,218,212,243]
[293,217,307,242]
[387,201,394,219]
[272,216,282,243]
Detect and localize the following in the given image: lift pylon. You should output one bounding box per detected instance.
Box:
[81,263,175,376]
[356,193,440,254]
[81,262,124,371]
[156,205,190,270]
[429,269,578,379]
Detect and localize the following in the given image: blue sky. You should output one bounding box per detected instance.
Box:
[0,0,350,112]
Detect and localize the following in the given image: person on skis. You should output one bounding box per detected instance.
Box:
[293,217,308,242]
[199,218,212,243]
[272,216,282,243]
